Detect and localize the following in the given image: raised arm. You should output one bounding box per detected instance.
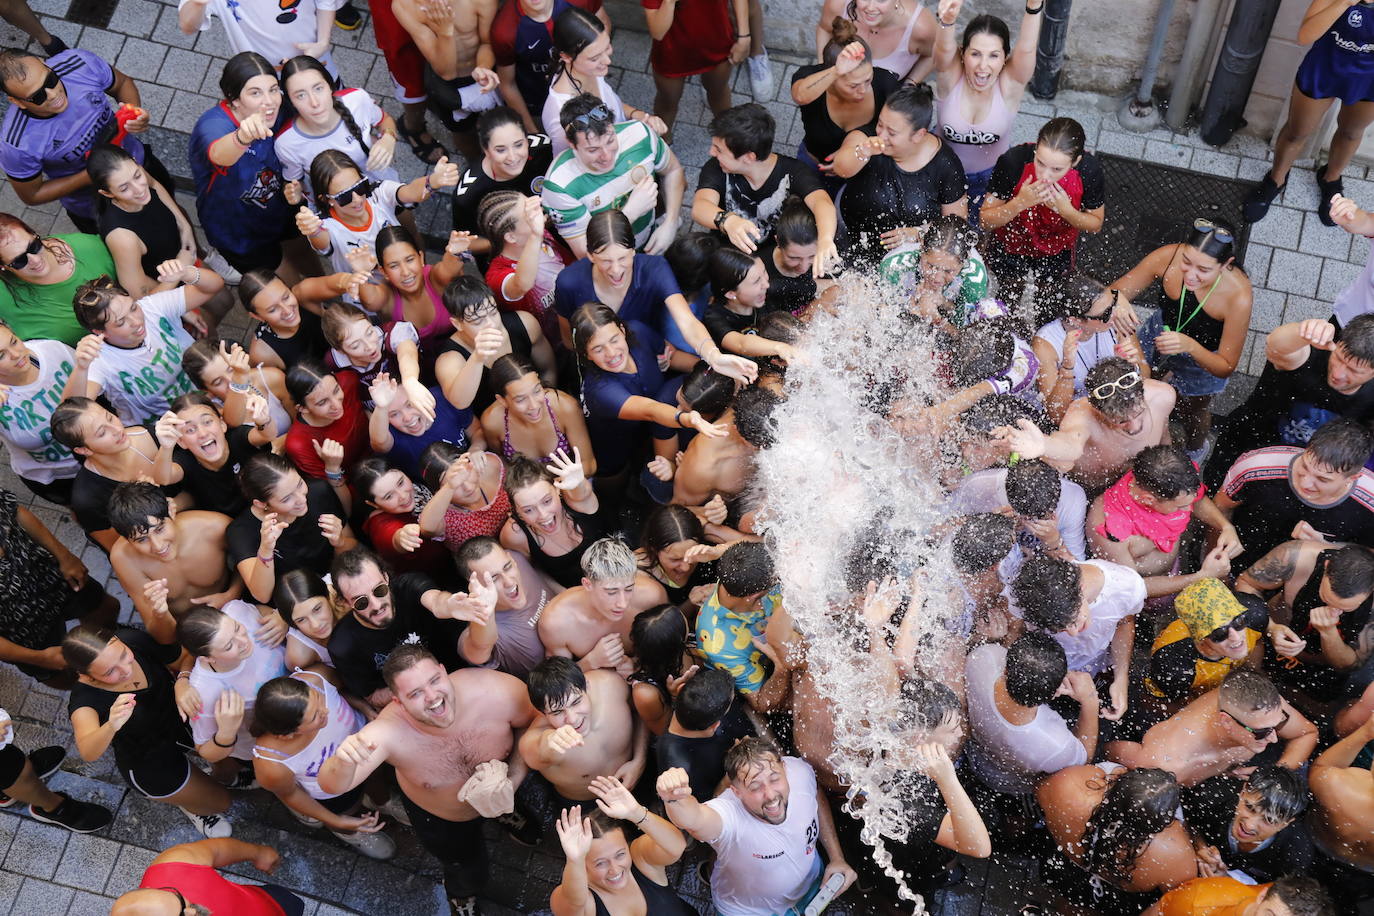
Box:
[1005,1,1044,85]
[655,767,724,843]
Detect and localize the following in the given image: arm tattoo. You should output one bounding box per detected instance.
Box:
[1244,542,1298,589]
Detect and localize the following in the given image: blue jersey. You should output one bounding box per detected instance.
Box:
[0,50,147,221]
[491,0,602,116]
[1297,3,1374,103]
[189,102,290,256]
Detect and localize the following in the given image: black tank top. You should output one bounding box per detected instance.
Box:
[1269,548,1374,700]
[1159,277,1226,352]
[435,311,534,415]
[590,864,696,916]
[98,193,182,277]
[255,309,327,368]
[515,506,606,588]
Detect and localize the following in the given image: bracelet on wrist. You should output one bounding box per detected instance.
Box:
[176,671,191,681]
[212,734,235,748]
[675,409,687,427]
[1026,3,1043,13]
[229,381,251,393]
[634,807,649,825]
[233,129,250,148]
[257,554,275,564]
[939,17,955,27]
[325,469,345,482]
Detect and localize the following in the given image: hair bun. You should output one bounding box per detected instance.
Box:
[831,16,858,43]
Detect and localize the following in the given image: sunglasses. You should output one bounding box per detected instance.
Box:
[1205,613,1252,645]
[327,177,378,208]
[4,236,43,271]
[1090,369,1141,401]
[1221,708,1289,741]
[569,105,613,131]
[19,68,60,105]
[1074,288,1118,323]
[1193,217,1234,245]
[348,582,389,612]
[158,887,204,916]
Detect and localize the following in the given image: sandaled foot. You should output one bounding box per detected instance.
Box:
[398,121,448,165]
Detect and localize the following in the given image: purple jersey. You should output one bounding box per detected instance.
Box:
[0,50,146,221]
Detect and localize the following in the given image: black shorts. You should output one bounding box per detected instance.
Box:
[19,474,74,507]
[423,69,489,132]
[319,784,365,815]
[121,742,194,799]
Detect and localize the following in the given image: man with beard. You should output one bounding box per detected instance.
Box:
[658,737,858,915]
[454,535,560,678]
[319,644,536,915]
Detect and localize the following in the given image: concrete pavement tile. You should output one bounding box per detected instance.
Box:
[1266,249,1324,296]
[1298,214,1353,261]
[1142,138,1193,170]
[342,856,447,913]
[157,47,211,96]
[109,791,207,851]
[1095,130,1146,160]
[36,16,81,49]
[67,890,117,916]
[331,45,375,93]
[52,834,121,893]
[1011,111,1049,147]
[2,818,70,879]
[193,23,237,60]
[76,28,127,64]
[26,0,66,16]
[1242,242,1271,286]
[13,877,74,916]
[103,845,159,897]
[133,83,174,128]
[316,904,364,915]
[1189,148,1240,179]
[1318,254,1362,303]
[150,6,200,48]
[1237,157,1271,181]
[162,90,220,136]
[1246,205,1303,251]
[223,828,356,899]
[109,0,163,40]
[0,810,17,860]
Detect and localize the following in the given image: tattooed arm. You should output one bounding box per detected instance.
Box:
[1236,541,1302,597]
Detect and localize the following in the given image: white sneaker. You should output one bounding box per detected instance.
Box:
[287,807,322,828]
[179,807,233,838]
[331,827,397,860]
[202,248,242,285]
[747,50,773,99]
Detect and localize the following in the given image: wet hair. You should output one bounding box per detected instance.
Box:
[238,451,299,505]
[961,14,1012,55]
[709,246,757,302]
[1037,117,1087,162]
[717,541,777,597]
[86,144,140,197]
[454,535,502,575]
[586,209,637,255]
[922,214,976,262]
[570,303,630,365]
[176,606,230,657]
[1081,768,1180,885]
[281,56,369,158]
[1243,765,1308,826]
[640,504,704,565]
[1005,631,1068,707]
[169,390,220,415]
[1057,274,1107,321]
[1004,459,1061,519]
[1132,444,1200,500]
[477,189,525,247]
[180,337,225,389]
[733,384,782,448]
[724,736,783,782]
[552,6,606,87]
[60,625,116,673]
[0,48,35,91]
[441,274,499,323]
[899,678,962,738]
[72,275,129,333]
[560,92,615,147]
[1305,417,1374,475]
[1012,554,1082,632]
[581,537,638,583]
[417,440,472,492]
[375,224,420,264]
[674,666,736,730]
[710,102,774,160]
[382,643,439,691]
[220,51,276,102]
[1185,217,1237,264]
[528,655,587,713]
[629,604,688,689]
[284,356,335,406]
[350,456,396,504]
[775,197,819,249]
[332,545,387,588]
[308,148,363,217]
[821,18,872,67]
[1268,876,1335,916]
[238,268,280,312]
[107,481,172,539]
[883,83,936,133]
[1218,667,1281,715]
[958,393,1048,437]
[952,321,1013,388]
[50,397,101,451]
[680,361,735,419]
[1338,314,1374,366]
[758,311,803,344]
[490,353,540,397]
[1324,545,1374,599]
[1085,356,1144,418]
[665,233,721,297]
[251,676,312,737]
[505,454,554,502]
[272,569,331,627]
[477,106,525,150]
[951,512,1015,574]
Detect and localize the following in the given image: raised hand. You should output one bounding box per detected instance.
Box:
[583,633,626,671]
[646,455,675,481]
[74,333,103,370]
[545,723,584,756]
[318,513,345,546]
[428,156,461,190]
[335,732,380,767]
[1199,545,1233,579]
[1268,623,1307,658]
[345,246,378,276]
[589,775,640,820]
[467,570,499,614]
[666,665,700,697]
[214,688,245,734]
[401,378,437,424]
[655,766,693,802]
[245,394,271,429]
[446,229,474,258]
[521,195,545,235]
[369,372,400,410]
[283,180,304,207]
[702,494,728,526]
[547,447,586,491]
[911,741,956,781]
[296,206,324,238]
[312,437,345,475]
[683,410,729,438]
[143,578,172,618]
[259,512,288,555]
[154,410,185,449]
[237,112,273,143]
[223,339,252,380]
[992,418,1046,460]
[367,130,397,172]
[473,327,509,366]
[1310,605,1344,631]
[395,523,425,553]
[555,805,594,860]
[1296,318,1337,351]
[471,68,500,91]
[835,41,866,75]
[108,693,138,731]
[937,0,962,26]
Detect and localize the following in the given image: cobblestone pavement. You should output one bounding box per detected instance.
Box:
[0,2,1358,913]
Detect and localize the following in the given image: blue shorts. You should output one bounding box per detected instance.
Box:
[1138,309,1228,398]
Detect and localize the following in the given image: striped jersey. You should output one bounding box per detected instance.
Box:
[540,120,670,245]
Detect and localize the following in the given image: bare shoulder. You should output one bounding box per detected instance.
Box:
[634,570,668,603]
[587,667,630,698]
[183,510,233,536]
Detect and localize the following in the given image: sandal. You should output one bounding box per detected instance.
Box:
[397,120,448,166]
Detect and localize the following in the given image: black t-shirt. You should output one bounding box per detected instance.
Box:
[67,628,187,772]
[654,700,754,801]
[72,453,182,536]
[698,155,822,244]
[702,302,757,346]
[884,771,951,889]
[987,143,1106,208]
[254,309,326,369]
[450,135,554,236]
[792,65,902,162]
[1267,548,1374,701]
[1180,775,1315,883]
[329,571,463,698]
[226,478,344,579]
[435,312,535,416]
[759,242,818,315]
[173,425,266,517]
[839,141,967,266]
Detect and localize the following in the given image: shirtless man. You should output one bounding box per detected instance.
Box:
[318,644,536,915]
[1107,668,1318,787]
[996,356,1175,493]
[518,657,648,811]
[392,0,500,159]
[537,537,668,676]
[107,482,271,646]
[672,386,778,507]
[1310,708,1374,911]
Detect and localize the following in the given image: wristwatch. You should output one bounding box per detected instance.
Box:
[714,209,733,231]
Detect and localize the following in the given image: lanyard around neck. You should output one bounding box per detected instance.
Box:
[1173,273,1221,334]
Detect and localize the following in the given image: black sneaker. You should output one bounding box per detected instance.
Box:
[1242,171,1284,224]
[496,810,541,847]
[222,767,259,791]
[335,3,364,30]
[27,746,66,781]
[1317,164,1345,227]
[28,795,114,834]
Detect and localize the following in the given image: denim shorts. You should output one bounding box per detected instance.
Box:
[1138,309,1229,397]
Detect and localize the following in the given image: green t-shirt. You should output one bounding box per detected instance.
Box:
[0,233,116,346]
[879,243,989,326]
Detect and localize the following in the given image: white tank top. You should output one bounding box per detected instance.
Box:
[869,8,923,79]
[287,627,332,667]
[252,670,364,800]
[1033,319,1119,400]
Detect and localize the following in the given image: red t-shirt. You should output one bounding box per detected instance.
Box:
[642,0,734,77]
[139,862,286,916]
[284,370,370,478]
[362,510,453,576]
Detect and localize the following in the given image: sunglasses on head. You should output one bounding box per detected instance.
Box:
[4,236,43,271]
[18,68,59,105]
[1090,369,1141,401]
[327,177,378,208]
[569,105,613,131]
[1074,288,1118,323]
[349,582,389,612]
[1221,708,1289,741]
[1193,217,1234,245]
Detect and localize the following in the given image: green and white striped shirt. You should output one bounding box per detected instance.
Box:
[540,120,670,246]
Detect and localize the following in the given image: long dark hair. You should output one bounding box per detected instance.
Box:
[281,55,370,157]
[628,604,688,693]
[272,569,332,627]
[551,6,606,93]
[1081,768,1181,885]
[570,303,632,367]
[640,504,704,566]
[309,149,364,217]
[220,51,276,102]
[251,676,312,737]
[708,246,756,303]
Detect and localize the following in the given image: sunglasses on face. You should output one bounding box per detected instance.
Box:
[569,105,612,131]
[1205,615,1251,645]
[349,582,390,612]
[1193,217,1234,245]
[1222,708,1289,741]
[19,68,60,105]
[4,236,43,271]
[327,177,378,208]
[1074,288,1118,323]
[1090,369,1141,401]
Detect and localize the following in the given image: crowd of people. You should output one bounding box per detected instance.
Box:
[0,0,1371,913]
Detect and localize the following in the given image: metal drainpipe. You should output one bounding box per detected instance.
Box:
[1165,0,1228,131]
[1199,0,1283,145]
[1029,0,1074,100]
[1118,0,1178,131]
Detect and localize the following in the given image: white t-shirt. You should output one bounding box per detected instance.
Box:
[0,339,79,483]
[180,0,344,77]
[87,288,196,427]
[189,600,288,760]
[964,643,1086,795]
[275,88,398,204]
[1009,558,1145,675]
[703,756,824,916]
[541,76,627,156]
[1336,236,1374,327]
[320,180,406,276]
[947,466,1089,567]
